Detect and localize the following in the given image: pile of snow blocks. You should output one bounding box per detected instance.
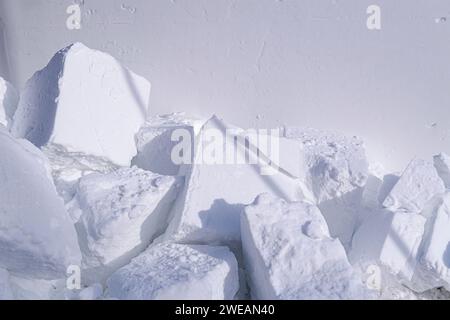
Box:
[3,43,450,300]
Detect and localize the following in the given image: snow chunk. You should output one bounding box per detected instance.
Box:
[434,153,450,189]
[284,127,369,247]
[162,116,305,246]
[383,159,445,213]
[351,209,426,289]
[12,43,151,166]
[415,193,450,291]
[0,77,19,129]
[105,243,239,300]
[132,113,204,175]
[0,268,13,300]
[0,127,81,279]
[70,167,181,282]
[241,193,367,299]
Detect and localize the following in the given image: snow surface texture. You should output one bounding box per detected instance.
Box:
[241,193,369,299]
[106,243,239,300]
[3,43,450,300]
[11,43,151,166]
[69,167,182,283]
[0,77,19,129]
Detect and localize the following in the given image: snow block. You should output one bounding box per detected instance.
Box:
[415,193,450,291]
[351,209,426,288]
[434,153,450,189]
[69,167,181,281]
[383,159,445,213]
[12,43,151,166]
[162,116,305,247]
[0,127,81,279]
[284,127,369,247]
[105,243,239,300]
[132,113,204,175]
[241,193,367,300]
[0,77,19,129]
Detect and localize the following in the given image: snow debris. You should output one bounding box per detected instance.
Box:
[0,77,19,129]
[383,159,445,213]
[0,127,81,279]
[241,193,369,299]
[12,43,151,166]
[68,167,182,282]
[105,243,239,300]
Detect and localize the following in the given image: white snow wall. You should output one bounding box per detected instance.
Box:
[1,0,450,172]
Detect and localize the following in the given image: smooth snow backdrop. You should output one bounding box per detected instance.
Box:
[0,0,450,172]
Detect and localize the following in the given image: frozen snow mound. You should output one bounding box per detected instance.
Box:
[162,116,307,247]
[105,243,239,300]
[0,77,19,129]
[132,112,205,175]
[241,193,369,300]
[434,153,450,189]
[383,158,445,213]
[70,167,181,282]
[0,127,81,279]
[284,127,369,247]
[11,42,151,166]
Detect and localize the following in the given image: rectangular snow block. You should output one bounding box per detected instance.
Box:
[241,193,367,300]
[105,243,239,300]
[383,159,445,213]
[351,209,426,288]
[12,43,151,166]
[69,167,181,283]
[161,116,305,247]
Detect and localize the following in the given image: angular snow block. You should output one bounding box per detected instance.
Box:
[105,243,239,300]
[434,153,450,189]
[70,167,181,280]
[241,193,367,300]
[132,113,204,175]
[0,127,81,279]
[351,209,426,288]
[0,268,14,300]
[415,193,450,291]
[383,159,445,213]
[284,127,369,247]
[12,43,151,166]
[162,116,305,247]
[0,77,19,129]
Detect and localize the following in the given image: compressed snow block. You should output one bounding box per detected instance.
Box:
[351,209,426,289]
[434,153,450,189]
[69,167,181,280]
[0,268,14,300]
[162,116,305,247]
[284,127,369,247]
[415,193,450,291]
[105,243,239,300]
[383,159,445,213]
[241,193,367,300]
[12,42,151,166]
[132,113,204,175]
[0,127,81,279]
[0,77,19,129]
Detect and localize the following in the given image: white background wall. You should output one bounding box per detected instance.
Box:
[1,0,450,172]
